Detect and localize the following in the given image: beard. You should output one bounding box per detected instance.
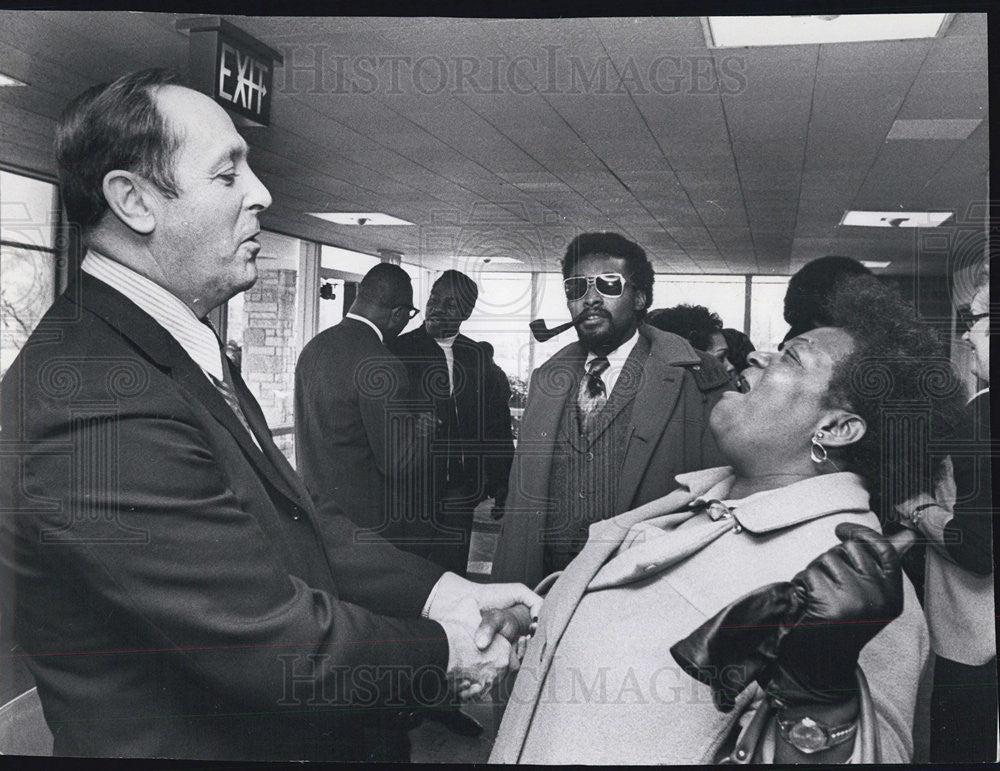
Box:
[574,310,627,353]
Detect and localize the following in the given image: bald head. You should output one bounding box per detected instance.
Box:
[350,263,415,340]
[356,263,413,307]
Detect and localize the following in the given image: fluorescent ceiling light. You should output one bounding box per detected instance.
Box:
[861,260,892,269]
[840,211,953,228]
[477,256,522,264]
[886,119,982,141]
[308,212,415,226]
[705,14,951,47]
[0,72,27,87]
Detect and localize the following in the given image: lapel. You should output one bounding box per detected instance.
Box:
[452,334,481,415]
[523,343,587,450]
[614,325,701,512]
[229,363,313,508]
[502,476,721,761]
[72,274,309,510]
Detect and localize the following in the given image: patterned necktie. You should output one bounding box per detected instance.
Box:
[201,319,261,451]
[577,356,610,433]
[212,354,262,451]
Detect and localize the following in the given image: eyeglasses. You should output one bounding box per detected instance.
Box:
[563,273,630,301]
[957,306,989,333]
[395,305,421,320]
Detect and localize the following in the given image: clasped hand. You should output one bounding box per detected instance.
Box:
[427,574,541,701]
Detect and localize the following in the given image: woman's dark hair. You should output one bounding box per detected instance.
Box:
[783,256,873,343]
[822,274,965,515]
[562,233,654,317]
[55,68,183,235]
[721,328,755,372]
[645,304,722,351]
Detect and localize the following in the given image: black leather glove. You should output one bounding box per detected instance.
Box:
[767,522,903,707]
[671,523,904,712]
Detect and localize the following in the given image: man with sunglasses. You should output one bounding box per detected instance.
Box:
[491,233,732,587]
[295,262,431,537]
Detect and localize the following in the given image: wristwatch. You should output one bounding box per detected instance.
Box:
[776,714,858,754]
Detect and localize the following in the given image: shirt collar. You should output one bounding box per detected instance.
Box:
[584,328,639,368]
[433,333,458,349]
[345,312,384,343]
[81,250,224,381]
[970,387,989,404]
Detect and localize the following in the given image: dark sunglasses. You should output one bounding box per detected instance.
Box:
[957,306,989,333]
[563,273,630,301]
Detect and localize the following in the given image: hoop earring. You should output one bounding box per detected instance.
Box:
[810,432,828,465]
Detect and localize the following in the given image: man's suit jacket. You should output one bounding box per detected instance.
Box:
[490,324,732,587]
[295,317,426,534]
[390,325,515,509]
[0,276,448,760]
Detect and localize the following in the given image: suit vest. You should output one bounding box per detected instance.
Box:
[543,366,640,574]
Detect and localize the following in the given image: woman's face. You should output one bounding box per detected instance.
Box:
[708,332,735,376]
[710,327,856,469]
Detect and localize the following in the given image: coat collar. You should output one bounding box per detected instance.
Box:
[589,468,870,590]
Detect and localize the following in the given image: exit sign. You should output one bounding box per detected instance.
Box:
[177,17,283,127]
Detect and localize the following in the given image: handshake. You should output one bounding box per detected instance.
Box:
[426,573,542,701]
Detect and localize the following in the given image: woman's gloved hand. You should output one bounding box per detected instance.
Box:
[671,523,904,711]
[766,523,904,707]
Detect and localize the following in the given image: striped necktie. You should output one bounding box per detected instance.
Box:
[212,354,261,451]
[577,356,610,433]
[201,319,261,451]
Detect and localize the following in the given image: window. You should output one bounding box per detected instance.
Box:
[1,170,61,381]
[651,275,746,329]
[749,276,792,351]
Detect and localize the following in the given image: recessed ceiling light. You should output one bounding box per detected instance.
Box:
[704,14,951,48]
[840,211,953,228]
[886,119,982,141]
[0,72,27,87]
[307,212,415,226]
[861,260,892,269]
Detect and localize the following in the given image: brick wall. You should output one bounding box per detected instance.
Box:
[239,267,298,463]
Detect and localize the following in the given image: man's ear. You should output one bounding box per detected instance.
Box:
[818,410,867,449]
[633,288,648,313]
[102,171,156,235]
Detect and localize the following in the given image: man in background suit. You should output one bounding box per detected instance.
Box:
[491,233,732,587]
[390,270,515,576]
[0,70,537,762]
[295,263,431,538]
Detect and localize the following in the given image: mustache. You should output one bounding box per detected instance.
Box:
[574,309,611,323]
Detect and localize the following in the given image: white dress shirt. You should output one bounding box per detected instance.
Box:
[345,312,383,343]
[82,251,225,381]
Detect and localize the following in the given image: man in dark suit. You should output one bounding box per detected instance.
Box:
[491,233,732,587]
[390,270,515,576]
[295,263,431,538]
[0,69,537,761]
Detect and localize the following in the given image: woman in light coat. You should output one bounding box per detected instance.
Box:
[491,275,963,764]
